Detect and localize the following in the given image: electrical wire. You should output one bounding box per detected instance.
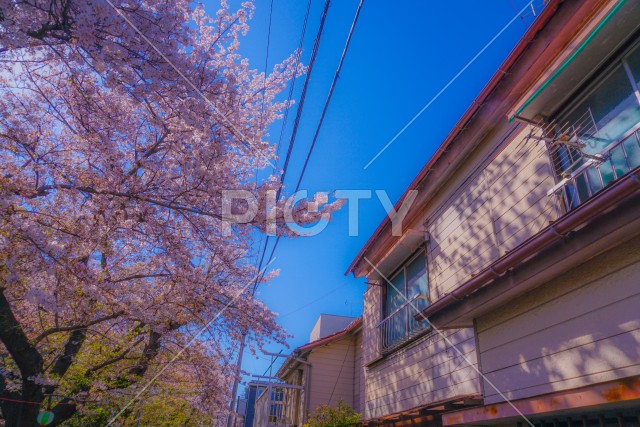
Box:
[228,2,337,416]
[278,284,343,319]
[257,0,366,285]
[259,0,275,133]
[275,0,313,160]
[276,0,332,199]
[327,340,352,405]
[294,0,365,192]
[251,0,333,293]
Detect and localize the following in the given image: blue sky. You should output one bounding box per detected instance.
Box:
[206,0,542,381]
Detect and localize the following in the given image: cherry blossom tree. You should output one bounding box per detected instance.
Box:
[0,1,339,425]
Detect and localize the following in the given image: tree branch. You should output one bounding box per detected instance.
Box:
[86,336,145,376]
[128,330,162,377]
[34,311,124,344]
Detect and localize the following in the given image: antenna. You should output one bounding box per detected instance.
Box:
[523,110,607,179]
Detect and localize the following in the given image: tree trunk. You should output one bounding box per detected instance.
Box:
[1,383,43,427]
[0,290,46,426]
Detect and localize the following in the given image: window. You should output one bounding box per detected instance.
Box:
[551,39,640,209]
[378,250,430,353]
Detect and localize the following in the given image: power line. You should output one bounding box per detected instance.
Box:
[251,0,333,290]
[227,2,335,422]
[276,0,332,198]
[252,0,276,269]
[231,2,366,412]
[275,0,313,160]
[259,0,275,132]
[257,0,366,280]
[278,284,343,319]
[294,0,365,192]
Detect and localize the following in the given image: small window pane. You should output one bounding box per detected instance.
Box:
[626,44,640,87]
[609,144,630,178]
[564,65,640,154]
[586,167,604,194]
[575,174,591,202]
[386,271,404,315]
[598,160,615,186]
[406,253,428,299]
[623,134,640,169]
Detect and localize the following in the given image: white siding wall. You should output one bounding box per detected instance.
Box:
[362,285,382,365]
[428,125,557,301]
[359,125,563,420]
[476,238,640,404]
[308,337,356,412]
[363,328,480,420]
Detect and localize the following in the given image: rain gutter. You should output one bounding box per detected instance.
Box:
[416,166,640,321]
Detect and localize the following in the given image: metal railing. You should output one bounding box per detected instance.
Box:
[549,126,640,211]
[377,295,430,354]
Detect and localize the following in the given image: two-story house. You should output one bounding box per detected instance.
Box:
[347,0,640,426]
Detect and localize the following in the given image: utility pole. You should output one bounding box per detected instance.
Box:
[226,334,247,427]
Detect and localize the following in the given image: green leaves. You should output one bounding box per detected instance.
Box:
[305,400,361,427]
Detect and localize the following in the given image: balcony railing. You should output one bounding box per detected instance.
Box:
[549,126,640,211]
[378,295,430,353]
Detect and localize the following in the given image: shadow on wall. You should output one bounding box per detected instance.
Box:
[365,328,480,419]
[428,125,558,302]
[477,237,640,404]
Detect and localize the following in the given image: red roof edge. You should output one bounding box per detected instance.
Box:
[296,316,362,353]
[276,317,363,379]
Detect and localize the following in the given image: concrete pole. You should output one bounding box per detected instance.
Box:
[227,334,247,427]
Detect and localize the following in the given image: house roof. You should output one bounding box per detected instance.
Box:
[297,316,362,353]
[346,0,611,278]
[276,316,362,378]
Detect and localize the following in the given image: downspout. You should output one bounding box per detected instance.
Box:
[416,167,640,321]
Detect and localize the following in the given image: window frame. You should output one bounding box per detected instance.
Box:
[377,248,431,354]
[382,248,430,319]
[547,35,640,210]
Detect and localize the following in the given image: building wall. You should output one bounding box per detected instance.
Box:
[354,331,364,415]
[358,124,555,420]
[427,124,558,301]
[363,328,479,420]
[362,285,382,365]
[309,314,357,342]
[476,236,640,404]
[307,336,356,412]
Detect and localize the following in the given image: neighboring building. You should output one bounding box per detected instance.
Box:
[239,382,268,427]
[347,0,640,426]
[252,316,362,427]
[310,314,357,342]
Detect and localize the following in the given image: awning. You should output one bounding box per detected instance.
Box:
[510,0,640,122]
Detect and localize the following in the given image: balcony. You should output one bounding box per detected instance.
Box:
[378,295,430,354]
[549,125,640,211]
